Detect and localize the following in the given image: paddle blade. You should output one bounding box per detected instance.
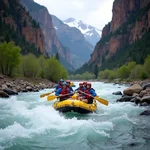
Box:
[47,95,57,101]
[94,96,108,106]
[40,92,52,98]
[72,93,78,99]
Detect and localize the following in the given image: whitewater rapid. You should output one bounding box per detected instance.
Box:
[0,82,149,150]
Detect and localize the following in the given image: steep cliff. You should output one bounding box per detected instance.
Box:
[0,0,46,56]
[20,0,73,70]
[52,15,94,69]
[89,0,150,70]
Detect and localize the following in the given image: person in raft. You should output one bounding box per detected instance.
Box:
[83,81,87,88]
[55,79,64,91]
[82,82,97,104]
[75,82,85,100]
[66,80,74,92]
[55,82,72,101]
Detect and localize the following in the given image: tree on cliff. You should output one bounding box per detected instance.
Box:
[0,42,21,76]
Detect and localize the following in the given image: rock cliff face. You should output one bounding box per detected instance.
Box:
[89,0,150,68]
[0,0,46,55]
[20,0,73,67]
[22,27,45,54]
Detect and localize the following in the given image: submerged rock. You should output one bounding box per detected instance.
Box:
[140,110,150,116]
[117,96,134,102]
[112,91,122,95]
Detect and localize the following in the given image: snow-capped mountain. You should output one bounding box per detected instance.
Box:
[63,18,102,46]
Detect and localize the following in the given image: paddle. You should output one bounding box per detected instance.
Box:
[71,93,78,99]
[40,90,55,98]
[47,92,75,101]
[78,90,108,106]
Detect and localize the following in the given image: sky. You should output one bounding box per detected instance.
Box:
[34,0,114,30]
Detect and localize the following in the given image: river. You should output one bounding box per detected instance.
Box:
[0,82,150,150]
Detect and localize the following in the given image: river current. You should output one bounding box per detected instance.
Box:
[0,82,150,150]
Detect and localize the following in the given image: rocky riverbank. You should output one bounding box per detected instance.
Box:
[114,79,150,115]
[0,75,56,98]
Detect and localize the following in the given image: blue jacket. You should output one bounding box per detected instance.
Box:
[89,89,97,97]
[55,84,62,91]
[85,88,97,98]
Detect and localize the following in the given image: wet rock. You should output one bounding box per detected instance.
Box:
[139,90,147,98]
[33,89,39,92]
[134,97,141,104]
[123,84,142,96]
[140,110,150,116]
[0,90,9,98]
[21,89,28,92]
[132,93,139,97]
[142,83,150,90]
[112,91,122,95]
[140,102,149,106]
[3,88,18,95]
[117,96,134,102]
[141,96,150,104]
[6,82,13,88]
[26,86,32,91]
[2,84,8,90]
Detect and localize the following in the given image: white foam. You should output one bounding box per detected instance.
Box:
[0,122,30,143]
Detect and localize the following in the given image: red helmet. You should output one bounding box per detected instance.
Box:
[86,82,91,87]
[83,81,87,85]
[79,82,83,86]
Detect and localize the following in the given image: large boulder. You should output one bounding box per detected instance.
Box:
[123,84,142,96]
[3,88,18,95]
[0,90,9,98]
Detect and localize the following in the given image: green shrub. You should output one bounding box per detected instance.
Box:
[0,41,21,76]
[139,71,148,80]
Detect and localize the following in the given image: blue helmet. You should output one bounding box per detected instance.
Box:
[62,82,67,86]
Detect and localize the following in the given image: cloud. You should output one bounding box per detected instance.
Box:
[34,0,114,29]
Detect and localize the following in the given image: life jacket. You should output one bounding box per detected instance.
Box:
[60,87,70,98]
[85,88,92,99]
[78,87,85,95]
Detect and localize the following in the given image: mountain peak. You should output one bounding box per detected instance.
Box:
[63,17,102,46]
[64,17,76,23]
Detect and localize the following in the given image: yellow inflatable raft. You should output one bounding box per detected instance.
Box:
[53,99,97,114]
